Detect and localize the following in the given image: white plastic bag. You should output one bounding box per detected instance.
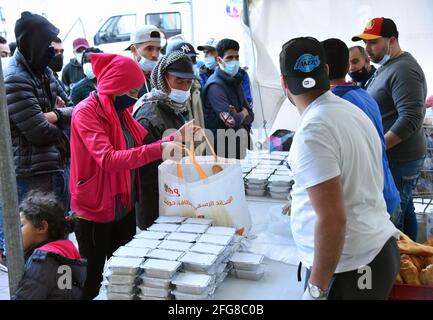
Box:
[158,152,252,236]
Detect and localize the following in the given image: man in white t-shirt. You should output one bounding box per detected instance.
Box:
[279,37,400,300]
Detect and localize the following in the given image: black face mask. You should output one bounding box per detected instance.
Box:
[114,94,138,111]
[348,67,370,83]
[48,54,64,72]
[41,46,56,69]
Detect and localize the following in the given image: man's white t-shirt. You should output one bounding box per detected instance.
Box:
[288,91,399,273]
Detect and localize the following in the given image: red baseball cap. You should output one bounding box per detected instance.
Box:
[352,17,399,42]
[73,38,89,52]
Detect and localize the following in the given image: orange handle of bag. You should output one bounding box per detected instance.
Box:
[175,126,218,181]
[176,146,207,180]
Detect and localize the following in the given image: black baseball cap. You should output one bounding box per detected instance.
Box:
[167,41,198,57]
[279,37,330,95]
[166,55,195,79]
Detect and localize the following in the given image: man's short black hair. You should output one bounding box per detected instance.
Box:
[0,36,6,44]
[321,38,349,81]
[216,38,239,58]
[52,36,62,43]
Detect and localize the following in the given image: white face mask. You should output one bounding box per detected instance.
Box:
[169,87,191,104]
[83,62,95,79]
[165,77,191,104]
[135,50,158,73]
[75,52,84,65]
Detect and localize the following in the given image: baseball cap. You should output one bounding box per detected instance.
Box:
[279,37,329,95]
[352,17,399,41]
[197,37,219,51]
[73,38,89,52]
[166,55,195,79]
[125,25,161,50]
[166,41,198,57]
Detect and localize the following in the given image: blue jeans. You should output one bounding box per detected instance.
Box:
[389,158,425,241]
[16,172,69,214]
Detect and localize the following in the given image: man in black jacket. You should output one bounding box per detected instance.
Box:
[134,51,194,230]
[61,37,89,93]
[4,12,72,210]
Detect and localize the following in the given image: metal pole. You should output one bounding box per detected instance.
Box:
[0,58,25,296]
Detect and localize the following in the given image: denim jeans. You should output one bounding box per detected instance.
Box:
[16,172,69,214]
[389,158,425,241]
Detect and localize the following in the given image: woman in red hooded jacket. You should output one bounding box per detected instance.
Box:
[69,53,188,299]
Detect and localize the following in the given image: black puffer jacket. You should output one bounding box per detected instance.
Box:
[134,97,185,229]
[4,50,72,178]
[12,240,87,300]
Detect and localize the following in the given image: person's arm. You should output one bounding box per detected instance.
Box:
[73,108,163,172]
[307,176,346,291]
[387,65,426,149]
[11,255,55,300]
[5,75,64,146]
[54,75,74,108]
[384,131,402,150]
[206,84,246,128]
[241,70,253,106]
[61,64,71,88]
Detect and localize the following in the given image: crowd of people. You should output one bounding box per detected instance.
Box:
[0,11,431,300]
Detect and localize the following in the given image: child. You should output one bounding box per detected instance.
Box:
[12,191,86,300]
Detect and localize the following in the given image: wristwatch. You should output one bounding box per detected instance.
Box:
[307,282,328,299]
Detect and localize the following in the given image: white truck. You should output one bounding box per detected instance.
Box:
[92,0,245,55]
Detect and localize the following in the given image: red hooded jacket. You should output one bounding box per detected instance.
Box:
[70,53,167,223]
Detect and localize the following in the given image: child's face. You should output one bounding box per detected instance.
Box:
[20,213,49,252]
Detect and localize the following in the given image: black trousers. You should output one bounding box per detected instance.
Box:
[305,237,400,300]
[75,212,136,300]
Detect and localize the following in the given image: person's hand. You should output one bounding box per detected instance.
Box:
[175,120,200,144]
[228,105,237,114]
[55,96,65,108]
[161,141,187,162]
[241,107,250,118]
[44,111,58,124]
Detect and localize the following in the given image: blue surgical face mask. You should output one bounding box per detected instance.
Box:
[114,94,138,111]
[220,60,240,77]
[204,56,217,70]
[194,65,200,78]
[376,41,391,66]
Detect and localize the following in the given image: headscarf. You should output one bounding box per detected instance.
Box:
[148,51,190,114]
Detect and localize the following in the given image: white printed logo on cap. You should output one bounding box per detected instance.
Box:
[302,77,316,89]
